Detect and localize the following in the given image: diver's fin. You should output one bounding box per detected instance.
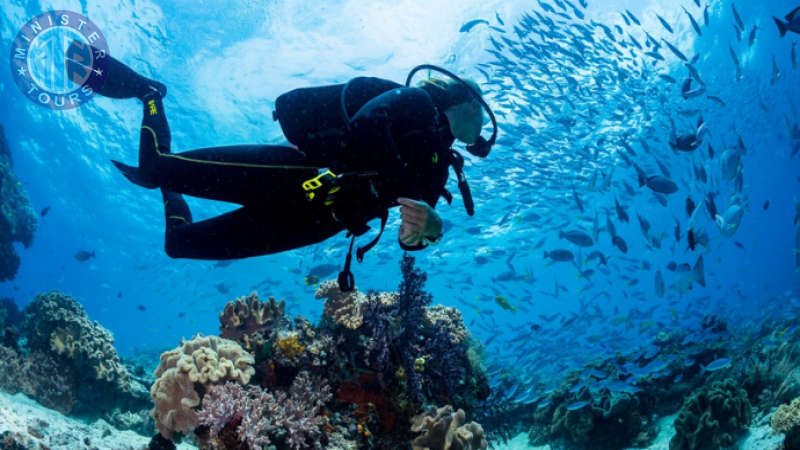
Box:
[81,44,167,100]
[111,160,159,189]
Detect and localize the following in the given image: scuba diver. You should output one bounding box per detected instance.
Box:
[88,50,497,292]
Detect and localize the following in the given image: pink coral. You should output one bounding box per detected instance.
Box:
[150,334,255,439]
[196,371,331,450]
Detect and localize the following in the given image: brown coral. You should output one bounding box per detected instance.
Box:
[410,405,487,450]
[315,280,369,329]
[425,305,471,344]
[20,290,130,385]
[219,292,287,340]
[772,397,800,449]
[151,333,255,439]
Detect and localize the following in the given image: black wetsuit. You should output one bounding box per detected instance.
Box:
[135,79,454,260]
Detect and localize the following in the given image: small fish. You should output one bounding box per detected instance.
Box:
[495,296,517,313]
[729,43,740,67]
[659,74,677,83]
[137,305,147,311]
[40,206,51,217]
[178,312,186,318]
[646,176,678,194]
[74,250,95,262]
[702,358,732,372]
[304,275,320,286]
[732,3,744,31]
[662,39,688,62]
[465,226,482,235]
[215,283,230,294]
[748,25,759,47]
[567,401,590,411]
[682,7,702,36]
[707,96,727,108]
[213,260,233,269]
[495,12,504,26]
[117,292,122,298]
[308,263,339,278]
[764,200,771,210]
[674,255,706,293]
[544,249,575,263]
[772,54,781,86]
[612,235,628,253]
[704,4,710,27]
[655,270,665,298]
[559,230,594,247]
[460,19,489,33]
[626,9,641,26]
[655,13,674,33]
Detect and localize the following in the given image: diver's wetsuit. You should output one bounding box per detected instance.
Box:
[135,81,454,260]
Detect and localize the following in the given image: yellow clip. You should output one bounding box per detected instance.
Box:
[303,169,336,192]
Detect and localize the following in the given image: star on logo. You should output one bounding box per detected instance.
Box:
[17,66,27,77]
[93,68,103,76]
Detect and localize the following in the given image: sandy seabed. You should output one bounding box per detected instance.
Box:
[0,389,785,450]
[0,390,196,450]
[494,413,784,450]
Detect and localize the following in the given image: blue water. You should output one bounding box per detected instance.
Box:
[1,0,799,410]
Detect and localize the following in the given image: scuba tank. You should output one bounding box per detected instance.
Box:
[272,77,401,164]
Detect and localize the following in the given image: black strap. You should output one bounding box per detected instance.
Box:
[449,150,475,216]
[337,209,389,292]
[338,235,357,292]
[356,209,388,262]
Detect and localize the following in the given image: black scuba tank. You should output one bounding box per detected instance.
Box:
[272,77,401,162]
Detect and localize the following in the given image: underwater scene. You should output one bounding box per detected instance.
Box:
[1,0,800,449]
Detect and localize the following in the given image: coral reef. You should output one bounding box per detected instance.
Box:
[669,378,752,450]
[410,405,487,450]
[150,333,255,439]
[219,292,288,341]
[425,305,471,344]
[315,280,371,329]
[143,253,490,450]
[772,397,800,450]
[196,372,332,450]
[0,123,38,282]
[17,291,149,417]
[22,290,130,385]
[0,344,22,394]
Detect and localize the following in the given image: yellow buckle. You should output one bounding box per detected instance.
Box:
[303,169,336,192]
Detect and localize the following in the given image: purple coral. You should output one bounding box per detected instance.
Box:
[197,371,331,450]
[363,253,432,403]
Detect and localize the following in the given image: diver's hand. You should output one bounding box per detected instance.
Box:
[398,198,442,246]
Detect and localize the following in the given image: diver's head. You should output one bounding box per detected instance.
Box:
[418,77,485,145]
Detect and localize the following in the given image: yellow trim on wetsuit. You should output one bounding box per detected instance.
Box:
[141,126,319,171]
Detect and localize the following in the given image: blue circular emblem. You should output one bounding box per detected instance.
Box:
[10,10,110,110]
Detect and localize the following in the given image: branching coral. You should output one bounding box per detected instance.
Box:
[151,333,255,439]
[219,292,287,341]
[772,397,800,450]
[669,378,752,450]
[197,372,331,450]
[410,405,487,450]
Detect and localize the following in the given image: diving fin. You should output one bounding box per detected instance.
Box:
[79,44,167,100]
[111,160,159,189]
